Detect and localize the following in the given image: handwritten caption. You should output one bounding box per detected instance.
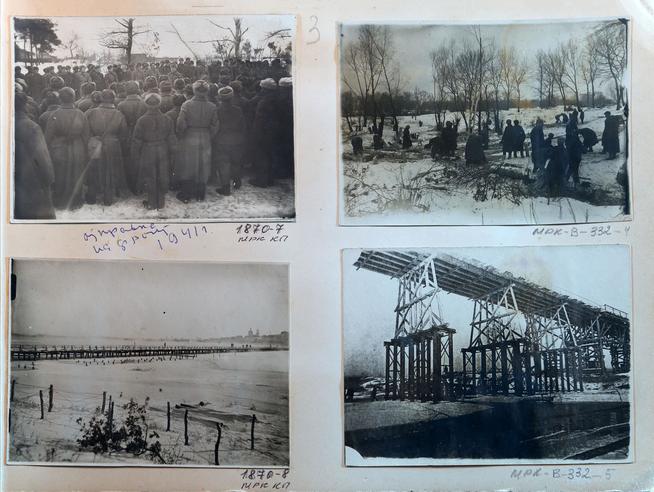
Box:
[236,224,289,243]
[240,468,290,489]
[83,223,209,254]
[532,224,630,238]
[511,467,616,482]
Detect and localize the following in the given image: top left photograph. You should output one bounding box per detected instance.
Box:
[10,15,295,222]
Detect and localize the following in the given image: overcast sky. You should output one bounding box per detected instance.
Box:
[12,260,289,340]
[341,20,626,99]
[16,15,294,60]
[343,245,631,376]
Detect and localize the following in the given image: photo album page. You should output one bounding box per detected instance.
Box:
[1,0,653,491]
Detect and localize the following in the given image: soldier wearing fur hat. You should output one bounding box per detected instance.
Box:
[175,80,219,202]
[85,89,130,206]
[132,92,177,209]
[251,78,279,187]
[213,85,246,195]
[14,90,56,219]
[44,87,89,210]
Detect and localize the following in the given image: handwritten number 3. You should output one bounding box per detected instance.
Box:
[308,16,320,44]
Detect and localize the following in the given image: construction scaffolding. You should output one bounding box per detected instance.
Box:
[354,250,630,399]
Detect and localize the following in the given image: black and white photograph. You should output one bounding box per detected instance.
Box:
[340,20,630,225]
[343,246,631,465]
[7,260,290,466]
[12,15,295,222]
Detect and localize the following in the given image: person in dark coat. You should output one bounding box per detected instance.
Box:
[545,138,568,197]
[44,87,89,210]
[602,111,620,159]
[512,119,526,157]
[88,65,106,91]
[351,135,363,154]
[501,119,513,158]
[85,89,130,205]
[402,125,412,149]
[529,118,546,172]
[481,120,490,149]
[566,118,584,187]
[75,82,96,112]
[176,80,219,201]
[441,121,457,156]
[132,93,177,210]
[428,136,442,160]
[578,128,598,152]
[578,107,585,124]
[464,133,486,165]
[164,94,187,188]
[372,133,385,150]
[25,66,45,103]
[117,81,147,193]
[38,91,61,132]
[251,78,279,187]
[14,91,56,220]
[213,86,246,196]
[275,77,294,179]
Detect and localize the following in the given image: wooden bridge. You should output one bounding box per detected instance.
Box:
[11,344,278,362]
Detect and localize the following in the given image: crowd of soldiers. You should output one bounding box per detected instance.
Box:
[529,108,623,196]
[13,57,294,220]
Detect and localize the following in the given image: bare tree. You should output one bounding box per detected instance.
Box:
[169,23,199,60]
[61,32,80,60]
[99,18,156,64]
[592,20,627,109]
[512,56,529,112]
[581,37,601,107]
[498,47,516,109]
[208,17,249,60]
[342,41,371,127]
[357,26,385,128]
[430,46,450,126]
[562,40,582,107]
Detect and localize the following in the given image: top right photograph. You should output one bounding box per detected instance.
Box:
[340,19,630,226]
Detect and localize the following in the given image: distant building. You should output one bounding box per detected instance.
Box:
[247,328,253,337]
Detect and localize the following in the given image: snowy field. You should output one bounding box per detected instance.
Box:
[341,106,629,225]
[8,350,289,466]
[49,179,295,222]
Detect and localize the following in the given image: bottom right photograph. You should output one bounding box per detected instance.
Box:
[342,245,632,466]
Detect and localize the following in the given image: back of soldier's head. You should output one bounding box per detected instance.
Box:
[44,91,60,106]
[59,87,76,104]
[172,94,186,108]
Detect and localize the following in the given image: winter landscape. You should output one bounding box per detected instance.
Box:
[343,246,632,464]
[13,16,295,222]
[8,260,290,466]
[340,21,630,225]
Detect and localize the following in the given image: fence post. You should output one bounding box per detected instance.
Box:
[167,402,171,431]
[108,395,112,414]
[102,391,106,413]
[214,422,221,465]
[48,384,53,412]
[184,409,189,445]
[10,379,15,402]
[250,414,256,450]
[108,401,114,434]
[39,390,44,419]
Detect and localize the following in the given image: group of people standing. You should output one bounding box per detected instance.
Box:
[13,58,294,220]
[529,109,623,196]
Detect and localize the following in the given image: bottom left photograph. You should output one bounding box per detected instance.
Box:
[7,259,290,467]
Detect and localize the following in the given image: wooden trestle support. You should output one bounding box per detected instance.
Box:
[462,283,585,396]
[384,326,456,402]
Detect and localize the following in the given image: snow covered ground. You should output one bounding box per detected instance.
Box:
[48,179,295,222]
[341,106,629,225]
[8,351,289,466]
